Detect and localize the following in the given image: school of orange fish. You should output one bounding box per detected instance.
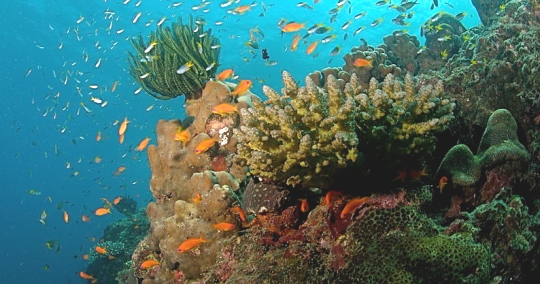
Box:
[22,0,465,280]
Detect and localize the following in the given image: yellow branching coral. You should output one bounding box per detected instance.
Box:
[234,71,359,188]
[128,15,220,100]
[354,73,455,167]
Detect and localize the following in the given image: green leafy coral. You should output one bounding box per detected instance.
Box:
[437,109,530,186]
[235,71,359,188]
[128,15,220,100]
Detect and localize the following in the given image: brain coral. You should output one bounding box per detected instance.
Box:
[437,109,529,186]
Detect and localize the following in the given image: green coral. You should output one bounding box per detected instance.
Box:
[354,73,455,169]
[87,241,125,262]
[339,206,490,283]
[128,15,220,100]
[235,70,359,188]
[437,109,530,186]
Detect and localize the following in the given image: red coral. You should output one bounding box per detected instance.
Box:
[211,155,228,171]
[480,171,510,203]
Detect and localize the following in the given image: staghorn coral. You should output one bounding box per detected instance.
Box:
[437,109,530,187]
[128,15,220,100]
[234,70,359,188]
[354,73,455,169]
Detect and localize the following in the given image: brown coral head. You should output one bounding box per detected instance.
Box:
[243,178,291,215]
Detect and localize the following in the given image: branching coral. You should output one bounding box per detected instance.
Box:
[437,109,530,186]
[354,73,455,168]
[235,71,454,187]
[128,15,220,100]
[234,70,359,188]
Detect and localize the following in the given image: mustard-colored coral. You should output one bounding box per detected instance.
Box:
[354,73,455,167]
[234,70,359,188]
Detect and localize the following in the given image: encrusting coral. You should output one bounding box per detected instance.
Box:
[128,15,220,100]
[437,109,530,187]
[235,70,359,188]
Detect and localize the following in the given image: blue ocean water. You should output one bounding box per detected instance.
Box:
[0,0,480,283]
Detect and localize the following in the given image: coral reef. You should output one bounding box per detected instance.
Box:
[437,109,529,187]
[128,15,220,100]
[447,188,540,282]
[354,73,455,170]
[235,70,358,188]
[113,195,138,217]
[235,70,454,188]
[87,208,149,284]
[129,80,260,283]
[442,0,540,129]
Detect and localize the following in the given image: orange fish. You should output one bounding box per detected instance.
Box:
[95,207,112,216]
[79,271,96,282]
[212,222,236,231]
[174,127,191,145]
[439,176,448,193]
[393,167,407,182]
[306,41,318,55]
[95,246,108,254]
[232,5,252,14]
[353,58,372,67]
[118,117,129,136]
[216,69,234,81]
[114,166,126,176]
[81,215,91,222]
[231,79,252,97]
[140,259,160,269]
[63,210,69,223]
[119,133,125,144]
[177,237,210,253]
[96,131,102,142]
[290,34,301,52]
[340,197,370,218]
[230,206,247,222]
[135,137,151,151]
[82,254,89,260]
[194,137,218,154]
[188,193,202,203]
[212,103,238,115]
[409,167,428,181]
[281,22,305,33]
[300,199,309,212]
[324,190,343,205]
[108,255,116,260]
[113,196,122,205]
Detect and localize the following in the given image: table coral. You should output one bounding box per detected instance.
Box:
[234,70,359,188]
